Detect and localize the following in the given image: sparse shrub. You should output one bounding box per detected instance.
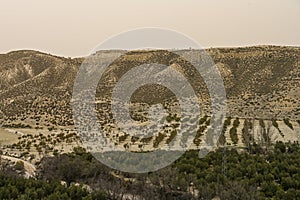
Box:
[205,118,211,127]
[229,118,240,144]
[15,161,24,171]
[218,133,226,146]
[272,119,284,137]
[118,134,129,143]
[141,136,153,144]
[131,136,139,144]
[229,127,238,144]
[233,117,240,127]
[166,130,177,144]
[153,132,166,148]
[259,119,265,129]
[242,119,252,146]
[283,118,293,130]
[199,115,208,125]
[166,115,173,123]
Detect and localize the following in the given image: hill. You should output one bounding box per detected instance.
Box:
[0,46,299,154]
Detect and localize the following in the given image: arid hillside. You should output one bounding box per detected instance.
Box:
[0,46,299,127]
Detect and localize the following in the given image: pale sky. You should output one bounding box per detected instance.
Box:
[0,0,299,57]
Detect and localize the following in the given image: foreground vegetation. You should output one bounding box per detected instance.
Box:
[1,141,300,199]
[0,173,105,200]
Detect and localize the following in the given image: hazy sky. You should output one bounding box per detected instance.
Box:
[0,0,299,57]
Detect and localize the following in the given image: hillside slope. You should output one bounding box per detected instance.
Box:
[0,46,299,126]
